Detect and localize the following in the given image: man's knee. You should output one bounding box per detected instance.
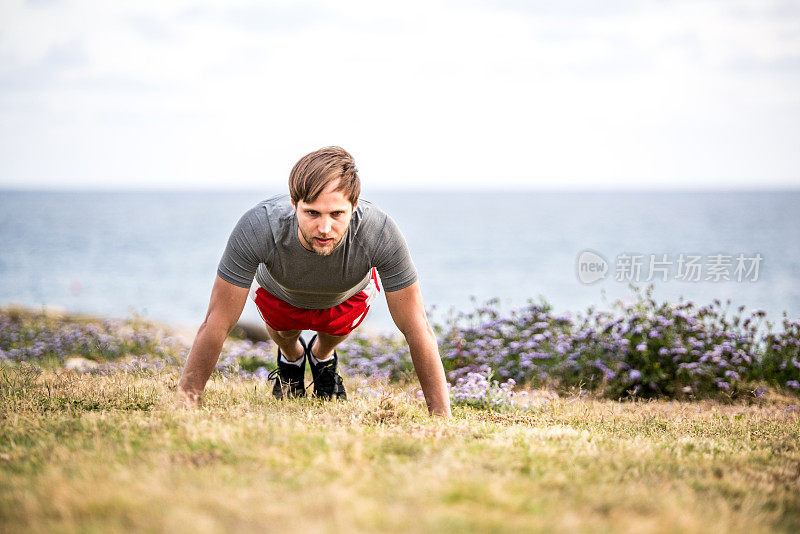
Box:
[268,328,302,341]
[312,331,351,356]
[317,331,349,342]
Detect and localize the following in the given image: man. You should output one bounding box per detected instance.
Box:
[176,146,451,417]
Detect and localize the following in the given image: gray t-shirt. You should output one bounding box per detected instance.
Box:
[217,194,417,309]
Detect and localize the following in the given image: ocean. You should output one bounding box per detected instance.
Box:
[1,189,798,333]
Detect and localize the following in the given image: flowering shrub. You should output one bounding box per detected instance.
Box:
[215,338,275,378]
[3,282,799,405]
[448,370,522,411]
[539,289,775,398]
[759,315,800,391]
[438,297,572,385]
[437,285,799,400]
[0,308,290,379]
[0,308,182,368]
[338,331,415,381]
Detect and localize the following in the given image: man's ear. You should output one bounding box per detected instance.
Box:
[353,200,358,210]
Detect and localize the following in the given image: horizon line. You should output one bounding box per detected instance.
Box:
[1,185,799,193]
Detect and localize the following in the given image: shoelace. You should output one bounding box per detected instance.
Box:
[308,360,343,393]
[267,352,342,394]
[267,364,336,394]
[267,367,304,390]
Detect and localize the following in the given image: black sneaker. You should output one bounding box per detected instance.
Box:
[268,336,308,399]
[306,335,347,400]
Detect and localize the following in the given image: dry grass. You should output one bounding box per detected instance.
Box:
[1,366,799,533]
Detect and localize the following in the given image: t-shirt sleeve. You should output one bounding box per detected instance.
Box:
[217,207,269,288]
[372,213,418,292]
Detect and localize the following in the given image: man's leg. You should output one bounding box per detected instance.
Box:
[309,331,350,361]
[264,325,304,362]
[263,325,307,399]
[306,331,349,400]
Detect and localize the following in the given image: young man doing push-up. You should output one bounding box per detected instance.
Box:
[176,147,451,417]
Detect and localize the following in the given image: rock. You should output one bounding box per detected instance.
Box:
[64,356,99,373]
[231,321,269,343]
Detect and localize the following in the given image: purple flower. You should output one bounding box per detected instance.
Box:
[724,370,740,381]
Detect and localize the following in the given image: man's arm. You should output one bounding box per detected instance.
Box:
[176,275,250,407]
[385,281,451,418]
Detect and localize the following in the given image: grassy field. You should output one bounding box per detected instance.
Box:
[1,365,798,533]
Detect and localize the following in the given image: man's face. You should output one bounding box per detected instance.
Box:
[292,179,356,256]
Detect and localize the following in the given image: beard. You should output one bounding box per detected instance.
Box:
[298,226,343,256]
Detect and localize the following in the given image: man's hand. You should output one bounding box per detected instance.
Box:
[176,274,249,408]
[385,281,452,418]
[175,387,202,409]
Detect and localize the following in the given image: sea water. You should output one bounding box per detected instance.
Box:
[1,189,798,333]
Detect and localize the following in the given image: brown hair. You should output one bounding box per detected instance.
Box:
[288,146,360,205]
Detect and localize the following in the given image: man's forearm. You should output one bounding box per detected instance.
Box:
[177,321,229,404]
[405,324,452,417]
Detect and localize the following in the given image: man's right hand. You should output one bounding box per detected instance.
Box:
[175,387,202,409]
[175,274,250,409]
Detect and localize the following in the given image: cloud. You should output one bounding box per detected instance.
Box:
[0,39,85,91]
[129,16,173,41]
[0,0,798,189]
[177,3,333,33]
[729,0,800,20]
[40,39,85,68]
[476,0,641,19]
[728,55,800,73]
[26,0,60,7]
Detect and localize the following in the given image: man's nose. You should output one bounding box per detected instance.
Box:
[318,217,332,234]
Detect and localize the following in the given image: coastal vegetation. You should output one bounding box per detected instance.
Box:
[1,286,798,532]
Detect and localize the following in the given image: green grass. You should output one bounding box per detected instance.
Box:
[1,366,799,533]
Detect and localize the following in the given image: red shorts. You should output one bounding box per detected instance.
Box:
[250,268,381,336]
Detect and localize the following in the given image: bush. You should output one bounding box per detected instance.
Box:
[3,283,799,403]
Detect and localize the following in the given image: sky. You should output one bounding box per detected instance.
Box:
[0,0,799,190]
